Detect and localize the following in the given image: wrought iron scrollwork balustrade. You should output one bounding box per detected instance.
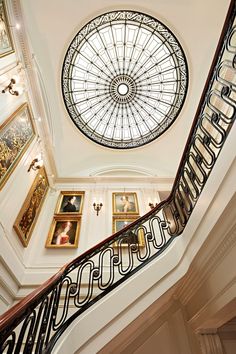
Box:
[0,2,236,353]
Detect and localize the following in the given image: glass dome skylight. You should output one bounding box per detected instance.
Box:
[62,11,188,149]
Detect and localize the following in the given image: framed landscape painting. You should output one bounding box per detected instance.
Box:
[112,192,139,215]
[13,167,49,247]
[112,216,144,247]
[0,0,14,57]
[45,216,81,248]
[0,103,35,190]
[55,191,85,214]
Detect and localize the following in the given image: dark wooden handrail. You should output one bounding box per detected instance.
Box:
[0,199,167,332]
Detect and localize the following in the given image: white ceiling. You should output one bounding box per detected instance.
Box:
[20,0,231,178]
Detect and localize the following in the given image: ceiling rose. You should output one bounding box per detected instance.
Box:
[62,10,188,149]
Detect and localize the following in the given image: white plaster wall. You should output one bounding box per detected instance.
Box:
[0,47,172,306]
[219,319,236,354]
[0,28,172,309]
[221,341,236,354]
[22,183,164,270]
[102,302,196,354]
[134,322,176,354]
[132,308,193,354]
[0,31,46,311]
[0,96,171,308]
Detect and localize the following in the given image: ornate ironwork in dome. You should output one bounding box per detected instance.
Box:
[62,11,188,149]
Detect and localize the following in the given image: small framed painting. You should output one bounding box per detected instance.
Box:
[13,167,49,247]
[55,191,85,214]
[0,0,14,58]
[45,216,81,248]
[112,216,144,247]
[112,192,139,215]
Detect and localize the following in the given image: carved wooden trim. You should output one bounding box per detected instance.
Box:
[198,333,224,354]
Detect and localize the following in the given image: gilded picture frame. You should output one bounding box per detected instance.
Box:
[45,215,81,249]
[112,216,144,247]
[112,192,139,215]
[55,191,85,214]
[0,103,35,190]
[13,167,49,247]
[0,0,14,58]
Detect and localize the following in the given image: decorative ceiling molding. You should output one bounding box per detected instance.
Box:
[10,0,58,181]
[88,165,158,177]
[54,175,174,186]
[10,1,32,69]
[62,10,188,149]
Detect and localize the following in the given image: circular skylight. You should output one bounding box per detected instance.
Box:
[62,11,188,149]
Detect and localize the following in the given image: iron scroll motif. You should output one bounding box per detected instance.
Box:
[0,3,236,353]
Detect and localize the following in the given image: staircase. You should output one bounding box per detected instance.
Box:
[0,1,236,353]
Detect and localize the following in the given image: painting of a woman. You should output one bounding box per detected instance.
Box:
[46,218,80,248]
[112,192,139,214]
[54,222,72,245]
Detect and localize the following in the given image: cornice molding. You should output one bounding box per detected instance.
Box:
[10,0,58,182]
[54,176,174,186]
[10,1,32,69]
[197,332,224,354]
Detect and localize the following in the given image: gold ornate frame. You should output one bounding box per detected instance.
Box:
[13,167,49,247]
[112,215,144,247]
[45,215,81,249]
[0,103,35,190]
[0,0,14,58]
[55,191,85,215]
[112,192,139,215]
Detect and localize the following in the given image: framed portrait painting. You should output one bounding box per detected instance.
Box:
[13,167,49,247]
[112,216,144,247]
[112,192,139,215]
[55,191,85,214]
[0,103,35,190]
[0,0,14,57]
[45,216,81,248]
